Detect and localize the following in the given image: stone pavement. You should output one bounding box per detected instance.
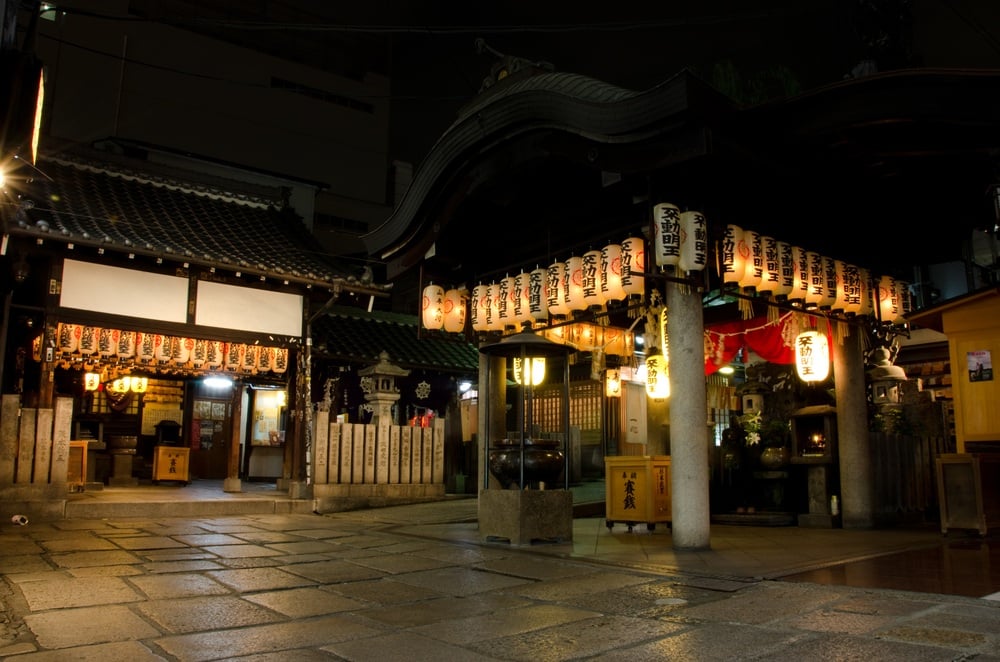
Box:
[0,500,998,661]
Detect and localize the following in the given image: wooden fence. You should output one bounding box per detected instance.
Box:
[310,410,445,502]
[870,432,950,526]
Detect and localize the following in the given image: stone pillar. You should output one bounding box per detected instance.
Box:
[666,280,711,549]
[834,325,874,528]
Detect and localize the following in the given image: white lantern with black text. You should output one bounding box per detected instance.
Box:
[679,210,708,273]
[620,236,645,299]
[645,353,670,399]
[720,224,745,287]
[471,284,488,332]
[443,289,467,333]
[652,202,682,269]
[600,243,625,302]
[582,249,604,308]
[546,261,570,317]
[795,330,830,382]
[605,368,622,397]
[421,284,444,330]
[564,256,585,312]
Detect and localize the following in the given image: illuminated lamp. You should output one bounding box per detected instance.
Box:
[512,357,545,386]
[574,322,600,352]
[678,210,708,273]
[605,368,622,397]
[756,235,780,297]
[876,275,898,324]
[857,268,874,317]
[652,202,682,269]
[600,243,625,302]
[774,241,794,300]
[546,261,570,318]
[487,282,503,332]
[471,284,489,332]
[129,375,148,394]
[837,262,859,315]
[602,326,629,356]
[658,308,669,363]
[443,288,467,333]
[514,271,532,329]
[528,267,549,326]
[109,377,130,394]
[818,256,837,310]
[564,255,585,312]
[738,229,762,294]
[421,283,444,330]
[497,276,516,332]
[804,251,825,309]
[719,224,745,287]
[644,352,669,399]
[795,330,830,382]
[789,245,810,306]
[620,236,645,302]
[582,249,604,308]
[83,372,100,391]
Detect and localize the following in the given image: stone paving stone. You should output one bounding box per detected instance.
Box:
[285,527,359,540]
[557,579,730,617]
[411,603,602,645]
[784,607,899,634]
[154,613,385,661]
[242,586,368,618]
[323,630,505,661]
[230,530,305,544]
[507,570,656,601]
[215,556,286,568]
[680,581,848,625]
[410,544,511,566]
[596,621,800,661]
[0,555,52,574]
[345,551,454,574]
[327,577,450,606]
[202,543,286,558]
[360,593,532,628]
[16,575,144,610]
[4,639,168,661]
[128,572,232,599]
[387,565,535,597]
[49,550,143,569]
[0,538,44,555]
[171,533,247,546]
[278,558,385,584]
[109,535,191,550]
[467,613,691,661]
[38,536,118,553]
[142,559,225,573]
[140,550,217,562]
[475,556,605,580]
[136,595,285,633]
[206,566,316,592]
[24,604,160,648]
[67,565,144,578]
[259,540,344,555]
[760,631,967,661]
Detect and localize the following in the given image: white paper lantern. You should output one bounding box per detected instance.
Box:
[443,288,467,333]
[136,332,156,363]
[582,249,603,308]
[805,251,824,308]
[605,368,622,397]
[487,282,503,331]
[513,272,531,327]
[546,261,570,317]
[757,235,780,296]
[471,284,489,332]
[789,245,810,305]
[679,210,708,273]
[841,264,863,316]
[421,283,444,330]
[738,229,762,293]
[600,243,626,301]
[795,330,830,382]
[98,328,116,358]
[652,202,681,268]
[57,323,79,354]
[497,276,516,330]
[775,241,794,300]
[720,224,745,287]
[620,236,645,298]
[528,267,549,325]
[564,256,585,312]
[645,353,670,399]
[819,256,837,310]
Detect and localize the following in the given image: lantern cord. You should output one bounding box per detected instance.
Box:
[739,297,753,320]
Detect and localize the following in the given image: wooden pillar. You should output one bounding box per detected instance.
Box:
[223,382,243,492]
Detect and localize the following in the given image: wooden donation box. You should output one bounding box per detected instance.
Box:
[152,445,190,484]
[67,440,89,489]
[604,455,672,532]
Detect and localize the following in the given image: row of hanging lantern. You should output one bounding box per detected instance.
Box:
[421,236,647,345]
[718,224,912,324]
[53,323,289,375]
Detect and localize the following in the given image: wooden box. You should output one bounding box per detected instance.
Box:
[152,445,190,484]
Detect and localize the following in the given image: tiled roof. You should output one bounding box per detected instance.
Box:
[4,153,368,290]
[312,306,480,375]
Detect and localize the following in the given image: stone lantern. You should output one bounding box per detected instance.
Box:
[358,351,410,425]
